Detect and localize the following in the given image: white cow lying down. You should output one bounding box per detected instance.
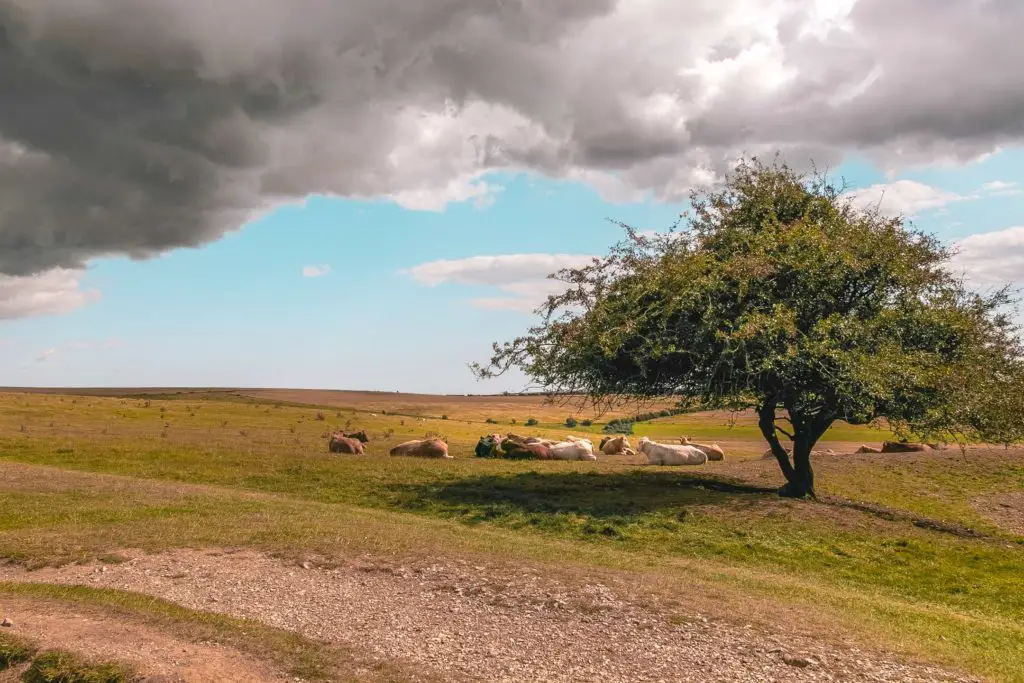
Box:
[549,438,597,461]
[638,437,707,466]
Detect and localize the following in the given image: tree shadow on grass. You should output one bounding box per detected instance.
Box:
[389,469,777,526]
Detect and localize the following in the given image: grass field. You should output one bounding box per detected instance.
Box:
[0,389,1022,681]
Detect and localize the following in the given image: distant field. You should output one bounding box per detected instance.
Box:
[0,389,1021,681]
[4,386,684,423]
[3,386,889,446]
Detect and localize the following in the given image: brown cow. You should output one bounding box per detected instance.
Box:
[762,447,836,459]
[601,435,635,456]
[680,437,725,461]
[341,430,370,443]
[507,443,553,460]
[328,433,365,454]
[881,441,933,453]
[390,438,451,459]
[526,443,554,460]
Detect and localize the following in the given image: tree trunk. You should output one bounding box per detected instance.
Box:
[757,402,798,490]
[778,436,815,498]
[758,402,825,499]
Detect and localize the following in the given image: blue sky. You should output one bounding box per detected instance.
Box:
[3,0,1024,393]
[2,150,1022,393]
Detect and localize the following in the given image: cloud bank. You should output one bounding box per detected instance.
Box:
[0,268,100,320]
[952,226,1024,289]
[406,253,594,312]
[842,180,970,216]
[1,0,1022,282]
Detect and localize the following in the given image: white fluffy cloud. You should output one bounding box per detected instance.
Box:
[0,268,100,320]
[302,265,331,277]
[406,253,594,312]
[388,174,502,211]
[951,226,1024,289]
[842,180,970,216]
[982,180,1021,197]
[2,0,1024,280]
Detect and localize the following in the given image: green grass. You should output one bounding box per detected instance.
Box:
[1,631,130,683]
[21,650,132,683]
[0,391,1022,681]
[0,632,37,669]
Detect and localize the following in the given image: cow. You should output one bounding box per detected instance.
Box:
[390,438,451,459]
[680,437,725,461]
[549,440,598,461]
[475,434,502,458]
[563,436,595,452]
[525,437,557,447]
[600,435,635,456]
[328,433,365,455]
[762,447,837,459]
[881,441,933,453]
[638,437,707,466]
[500,434,529,455]
[341,430,370,443]
[522,443,554,460]
[504,442,554,460]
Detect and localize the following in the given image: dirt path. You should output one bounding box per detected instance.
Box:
[973,491,1024,536]
[0,597,285,682]
[0,549,976,683]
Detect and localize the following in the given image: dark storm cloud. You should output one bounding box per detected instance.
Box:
[689,0,1024,161]
[1,0,1022,282]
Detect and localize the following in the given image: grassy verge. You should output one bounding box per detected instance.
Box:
[0,631,37,669]
[0,630,132,682]
[21,650,132,683]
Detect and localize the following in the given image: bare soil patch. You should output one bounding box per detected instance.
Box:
[1,549,974,683]
[973,491,1024,536]
[0,597,285,682]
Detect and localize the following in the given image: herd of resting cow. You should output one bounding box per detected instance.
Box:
[328,428,948,463]
[473,433,727,464]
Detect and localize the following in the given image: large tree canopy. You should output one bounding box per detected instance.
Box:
[474,158,1023,497]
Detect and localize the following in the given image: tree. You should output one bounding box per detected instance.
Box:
[473,158,1023,497]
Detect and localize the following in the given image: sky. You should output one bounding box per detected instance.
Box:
[1,0,1023,394]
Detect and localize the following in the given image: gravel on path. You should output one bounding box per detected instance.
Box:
[0,549,977,683]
